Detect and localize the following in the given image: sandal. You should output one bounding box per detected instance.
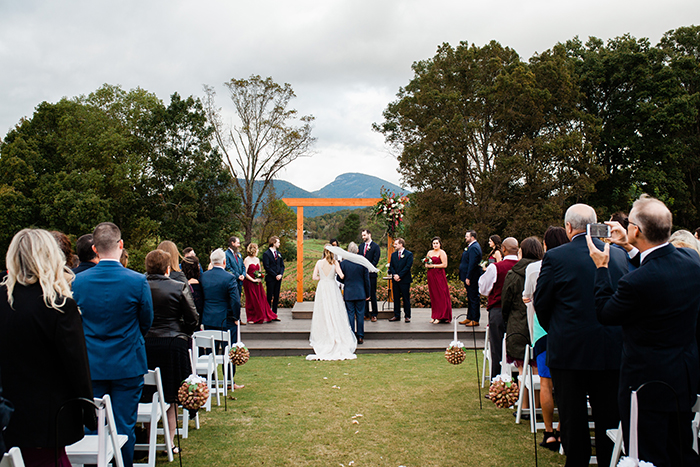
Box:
[539,431,559,451]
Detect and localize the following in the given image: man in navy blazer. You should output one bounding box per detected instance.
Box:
[459,230,482,326]
[225,236,246,323]
[360,229,381,321]
[201,248,243,388]
[534,204,628,467]
[73,222,153,467]
[339,242,370,343]
[388,238,413,322]
[262,236,284,314]
[588,196,700,466]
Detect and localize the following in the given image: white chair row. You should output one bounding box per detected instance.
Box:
[134,368,173,467]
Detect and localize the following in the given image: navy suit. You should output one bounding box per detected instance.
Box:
[225,248,245,319]
[73,259,153,467]
[459,240,482,322]
[534,235,628,467]
[200,266,241,328]
[360,241,380,318]
[71,261,96,275]
[595,244,700,466]
[262,248,284,314]
[339,261,370,338]
[389,249,413,319]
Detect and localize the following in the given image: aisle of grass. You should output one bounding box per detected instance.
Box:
[171,353,564,467]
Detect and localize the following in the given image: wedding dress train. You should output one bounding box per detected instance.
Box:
[306,261,357,361]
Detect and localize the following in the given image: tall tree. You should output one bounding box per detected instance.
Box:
[204,75,315,243]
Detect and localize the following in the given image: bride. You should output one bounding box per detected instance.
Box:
[306,245,357,361]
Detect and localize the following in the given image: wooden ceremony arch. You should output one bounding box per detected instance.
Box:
[281,197,394,303]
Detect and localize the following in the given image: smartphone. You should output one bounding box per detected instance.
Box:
[587,223,611,238]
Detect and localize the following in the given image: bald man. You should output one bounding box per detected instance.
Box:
[479,237,519,378]
[589,195,700,466]
[534,204,628,467]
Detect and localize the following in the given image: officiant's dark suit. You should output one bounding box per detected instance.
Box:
[459,231,482,323]
[360,238,380,319]
[594,241,700,465]
[339,260,370,341]
[262,243,284,314]
[388,241,413,321]
[534,208,628,467]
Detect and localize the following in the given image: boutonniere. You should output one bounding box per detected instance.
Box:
[464,247,468,251]
[366,245,370,251]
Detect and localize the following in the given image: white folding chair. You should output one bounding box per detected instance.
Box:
[0,447,25,467]
[66,394,127,467]
[691,394,700,453]
[481,324,491,387]
[192,335,219,410]
[515,344,542,433]
[135,368,173,466]
[499,335,515,378]
[178,348,201,439]
[194,329,232,397]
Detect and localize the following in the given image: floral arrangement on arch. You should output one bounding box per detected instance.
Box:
[373,188,409,236]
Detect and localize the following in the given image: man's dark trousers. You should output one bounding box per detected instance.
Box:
[364,273,378,319]
[346,300,365,338]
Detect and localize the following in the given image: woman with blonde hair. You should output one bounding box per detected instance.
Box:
[306,245,357,361]
[0,229,94,466]
[243,243,278,323]
[157,240,187,283]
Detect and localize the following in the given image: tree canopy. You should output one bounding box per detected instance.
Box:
[0,84,240,268]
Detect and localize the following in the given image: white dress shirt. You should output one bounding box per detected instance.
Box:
[478,254,519,296]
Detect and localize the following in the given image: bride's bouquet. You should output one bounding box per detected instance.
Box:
[489,374,519,408]
[445,340,467,365]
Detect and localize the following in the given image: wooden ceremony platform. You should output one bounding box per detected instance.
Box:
[240,305,487,356]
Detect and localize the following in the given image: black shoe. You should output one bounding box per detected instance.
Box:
[358,337,364,344]
[513,411,530,421]
[388,317,400,322]
[539,431,560,451]
[404,318,411,323]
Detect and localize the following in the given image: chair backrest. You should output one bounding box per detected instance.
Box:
[194,329,231,347]
[99,394,125,467]
[193,335,217,358]
[0,447,25,467]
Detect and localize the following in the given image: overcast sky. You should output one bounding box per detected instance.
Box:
[1,1,697,192]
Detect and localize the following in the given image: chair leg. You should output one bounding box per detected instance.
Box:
[481,325,490,388]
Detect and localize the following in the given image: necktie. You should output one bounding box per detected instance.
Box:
[364,244,368,255]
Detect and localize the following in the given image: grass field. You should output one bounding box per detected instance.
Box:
[167,352,566,467]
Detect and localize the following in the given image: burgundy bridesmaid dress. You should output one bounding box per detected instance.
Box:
[427,255,452,322]
[244,263,278,323]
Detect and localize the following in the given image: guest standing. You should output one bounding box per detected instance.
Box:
[72,222,153,467]
[589,196,700,466]
[360,229,380,321]
[262,236,284,315]
[487,235,503,265]
[157,241,186,284]
[143,249,198,453]
[479,237,518,378]
[244,243,279,324]
[72,234,98,275]
[425,236,452,324]
[534,204,628,467]
[50,231,77,269]
[388,238,413,323]
[182,256,204,318]
[459,230,482,326]
[0,229,94,467]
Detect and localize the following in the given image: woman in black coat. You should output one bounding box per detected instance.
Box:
[143,249,199,453]
[0,229,94,466]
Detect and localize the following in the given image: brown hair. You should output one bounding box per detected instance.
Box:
[323,245,335,265]
[157,240,182,272]
[247,243,259,257]
[145,249,170,275]
[50,231,76,268]
[431,236,442,248]
[181,256,201,281]
[395,238,406,247]
[520,237,544,260]
[120,249,129,268]
[268,236,279,247]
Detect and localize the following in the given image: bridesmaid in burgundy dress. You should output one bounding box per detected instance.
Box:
[243,243,279,324]
[425,236,452,323]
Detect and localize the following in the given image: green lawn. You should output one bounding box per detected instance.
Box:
[167,352,565,467]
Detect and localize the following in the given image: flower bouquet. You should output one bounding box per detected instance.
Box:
[422,257,433,266]
[445,340,467,365]
[228,342,250,366]
[253,270,264,280]
[488,374,519,408]
[178,374,210,415]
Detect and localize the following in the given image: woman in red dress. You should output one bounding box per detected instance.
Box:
[425,236,452,323]
[243,243,279,324]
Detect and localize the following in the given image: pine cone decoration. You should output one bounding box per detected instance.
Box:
[488,377,520,408]
[228,345,250,366]
[178,381,210,411]
[444,345,467,365]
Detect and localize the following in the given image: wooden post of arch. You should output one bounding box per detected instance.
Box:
[282,198,381,302]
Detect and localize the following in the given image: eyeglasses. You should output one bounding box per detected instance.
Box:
[628,221,642,234]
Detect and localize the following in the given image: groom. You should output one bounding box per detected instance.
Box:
[339,242,370,344]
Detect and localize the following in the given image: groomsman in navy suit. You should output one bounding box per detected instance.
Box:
[459,230,482,326]
[360,229,380,321]
[388,238,413,322]
[262,236,285,314]
[225,236,246,324]
[73,222,153,467]
[339,242,370,343]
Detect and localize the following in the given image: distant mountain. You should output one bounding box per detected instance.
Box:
[242,173,409,217]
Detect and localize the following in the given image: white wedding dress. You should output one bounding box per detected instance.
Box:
[306,261,357,361]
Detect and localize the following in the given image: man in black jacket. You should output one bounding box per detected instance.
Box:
[262,236,285,315]
[360,229,380,321]
[388,238,413,322]
[588,195,700,466]
[534,204,628,467]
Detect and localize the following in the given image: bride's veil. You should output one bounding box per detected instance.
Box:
[325,245,379,273]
